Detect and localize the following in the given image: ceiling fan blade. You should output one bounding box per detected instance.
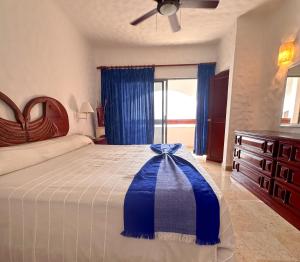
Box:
[181,0,219,9]
[130,8,158,26]
[168,14,181,32]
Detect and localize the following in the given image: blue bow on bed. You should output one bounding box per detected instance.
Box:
[121,144,220,245]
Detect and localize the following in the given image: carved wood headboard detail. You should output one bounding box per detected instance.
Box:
[0,91,69,147]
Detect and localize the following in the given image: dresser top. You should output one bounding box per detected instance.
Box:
[235,130,300,142]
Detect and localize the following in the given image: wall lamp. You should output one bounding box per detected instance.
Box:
[278,41,295,66]
[79,102,94,120]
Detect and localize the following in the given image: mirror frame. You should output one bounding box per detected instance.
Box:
[280,60,300,128]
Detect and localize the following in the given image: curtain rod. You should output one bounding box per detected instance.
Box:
[97,62,216,70]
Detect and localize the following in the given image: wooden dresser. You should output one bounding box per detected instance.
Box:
[232,130,300,230]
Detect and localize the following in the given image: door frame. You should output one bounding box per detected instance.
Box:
[206,70,229,163]
[154,79,168,144]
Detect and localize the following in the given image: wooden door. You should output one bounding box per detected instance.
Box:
[206,70,229,163]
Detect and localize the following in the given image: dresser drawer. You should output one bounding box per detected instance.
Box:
[278,143,293,161]
[235,149,273,177]
[278,142,300,166]
[234,160,272,193]
[275,162,300,188]
[294,146,300,163]
[273,181,300,215]
[234,161,260,185]
[239,136,266,153]
[239,150,263,168]
[236,135,277,157]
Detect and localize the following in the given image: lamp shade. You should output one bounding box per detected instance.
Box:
[80,102,94,113]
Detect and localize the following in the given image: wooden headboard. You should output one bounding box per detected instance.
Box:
[0,91,69,147]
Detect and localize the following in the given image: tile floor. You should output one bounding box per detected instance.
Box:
[198,158,300,262]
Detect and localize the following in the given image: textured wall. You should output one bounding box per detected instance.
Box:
[216,25,237,74]
[223,0,300,167]
[259,1,300,134]
[0,0,97,136]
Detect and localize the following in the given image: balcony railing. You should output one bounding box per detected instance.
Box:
[154,119,196,125]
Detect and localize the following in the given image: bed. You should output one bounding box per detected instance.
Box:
[0,92,234,262]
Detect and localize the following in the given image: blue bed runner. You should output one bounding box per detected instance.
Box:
[121,144,220,245]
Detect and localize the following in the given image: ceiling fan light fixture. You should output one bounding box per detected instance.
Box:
[157,0,179,16]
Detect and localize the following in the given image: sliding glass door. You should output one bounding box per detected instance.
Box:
[154,79,197,148]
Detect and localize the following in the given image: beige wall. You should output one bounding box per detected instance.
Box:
[94,43,217,80]
[216,25,237,74]
[223,0,300,167]
[0,0,97,136]
[94,44,217,66]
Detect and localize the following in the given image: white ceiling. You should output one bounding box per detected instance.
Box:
[55,0,270,47]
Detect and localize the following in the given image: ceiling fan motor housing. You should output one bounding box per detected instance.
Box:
[157,0,180,16]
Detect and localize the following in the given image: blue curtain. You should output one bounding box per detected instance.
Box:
[101,67,155,145]
[194,64,216,155]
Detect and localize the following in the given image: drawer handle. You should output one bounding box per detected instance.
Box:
[258,177,263,187]
[281,190,291,204]
[238,137,242,144]
[268,143,273,153]
[288,173,293,183]
[266,162,272,171]
[283,170,288,181]
[290,146,296,161]
[283,169,293,183]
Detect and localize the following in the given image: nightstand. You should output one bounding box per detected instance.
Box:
[93,135,107,144]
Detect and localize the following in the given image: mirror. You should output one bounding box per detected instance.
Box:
[281,63,300,126]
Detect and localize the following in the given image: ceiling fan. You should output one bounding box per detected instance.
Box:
[130,0,220,32]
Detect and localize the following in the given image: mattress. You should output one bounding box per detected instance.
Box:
[0,141,234,262]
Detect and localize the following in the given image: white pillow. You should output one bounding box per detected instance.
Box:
[0,135,93,176]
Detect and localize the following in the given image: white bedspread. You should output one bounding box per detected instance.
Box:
[0,144,234,262]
